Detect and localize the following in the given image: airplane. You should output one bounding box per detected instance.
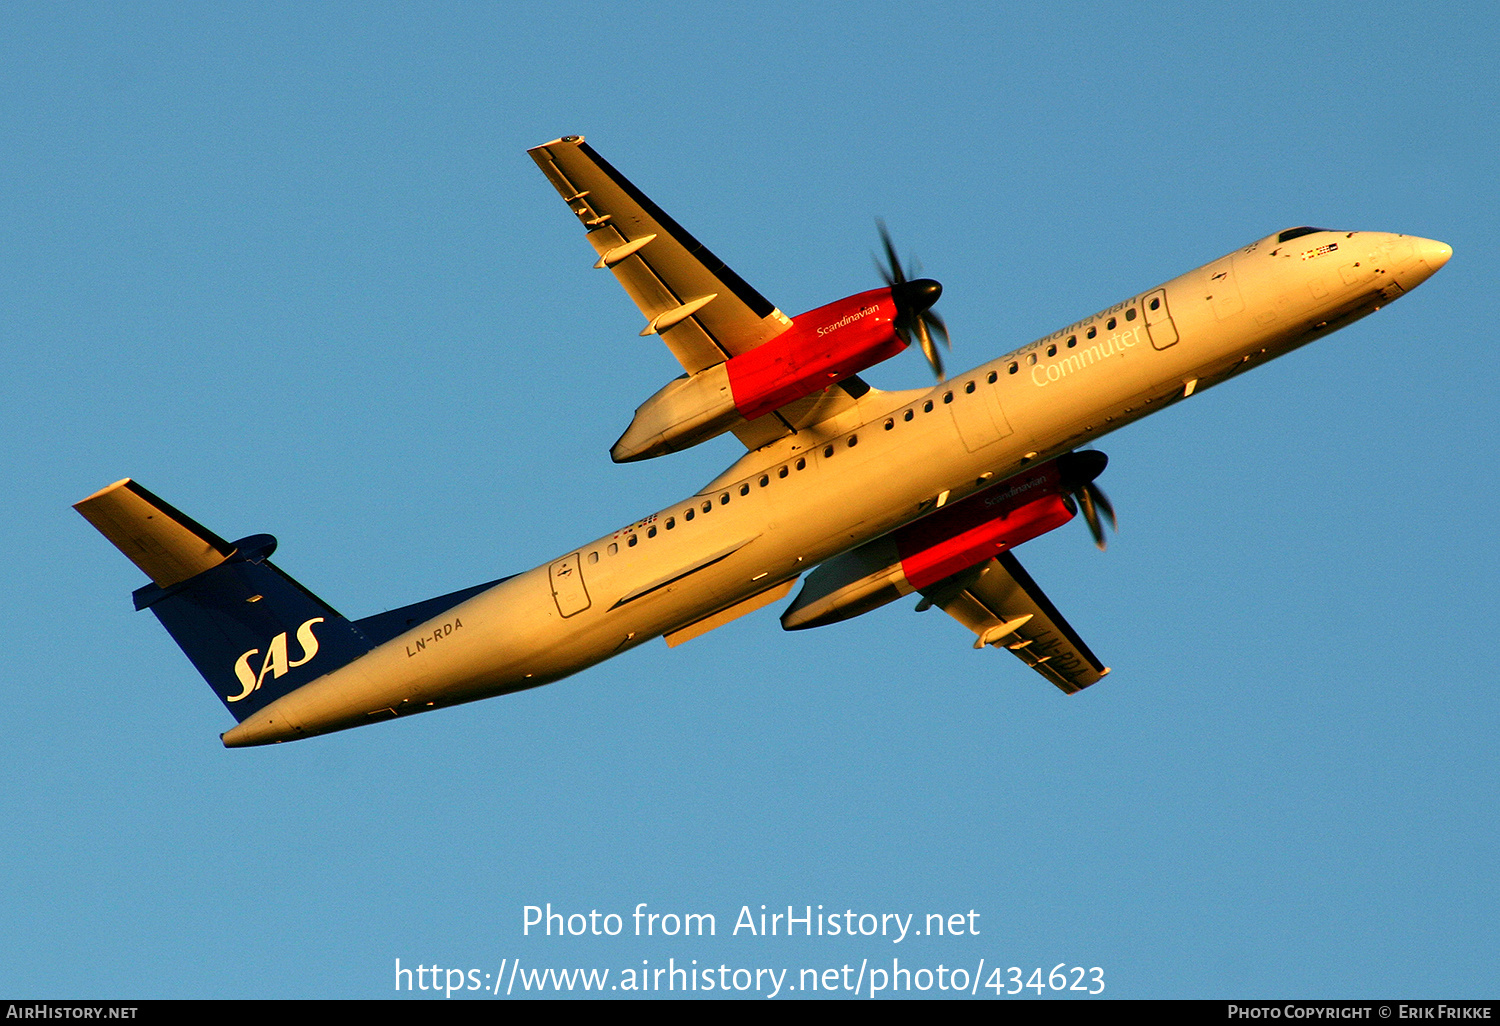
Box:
[74,135,1452,747]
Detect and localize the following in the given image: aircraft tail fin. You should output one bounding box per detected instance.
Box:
[75,479,374,721]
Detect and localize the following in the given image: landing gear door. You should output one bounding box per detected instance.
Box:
[549,552,592,617]
[1143,289,1179,350]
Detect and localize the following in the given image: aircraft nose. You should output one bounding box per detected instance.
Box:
[1415,237,1452,272]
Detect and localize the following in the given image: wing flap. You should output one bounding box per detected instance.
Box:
[528,136,792,375]
[664,576,797,648]
[921,552,1108,694]
[727,377,872,450]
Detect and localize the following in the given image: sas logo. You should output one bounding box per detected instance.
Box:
[228,617,324,703]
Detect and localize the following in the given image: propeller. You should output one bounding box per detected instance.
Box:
[875,220,949,380]
[1054,450,1118,551]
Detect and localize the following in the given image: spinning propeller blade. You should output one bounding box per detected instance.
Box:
[1055,450,1118,551]
[876,220,949,381]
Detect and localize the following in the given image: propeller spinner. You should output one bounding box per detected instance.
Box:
[1054,450,1118,551]
[876,220,949,380]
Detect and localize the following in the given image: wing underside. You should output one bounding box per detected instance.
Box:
[920,552,1109,694]
[528,135,869,451]
[528,136,792,374]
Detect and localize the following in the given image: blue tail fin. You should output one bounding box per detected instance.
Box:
[76,480,373,721]
[132,540,375,720]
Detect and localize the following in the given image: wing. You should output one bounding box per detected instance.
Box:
[919,552,1109,694]
[528,136,869,449]
[528,136,793,374]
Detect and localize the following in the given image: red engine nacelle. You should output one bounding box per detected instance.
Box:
[781,461,1078,630]
[726,288,907,421]
[611,288,908,462]
[894,463,1074,591]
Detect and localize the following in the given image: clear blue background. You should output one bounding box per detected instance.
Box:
[3,1,1495,999]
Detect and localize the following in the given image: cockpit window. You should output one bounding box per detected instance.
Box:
[1277,226,1328,243]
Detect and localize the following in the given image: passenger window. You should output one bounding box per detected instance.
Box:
[1126,308,1136,321]
[1106,317,1116,329]
[1008,363,1018,374]
[824,445,834,458]
[647,526,657,538]
[666,517,675,529]
[924,400,934,412]
[1150,297,1160,311]
[588,551,598,564]
[608,542,618,555]
[1027,354,1037,366]
[987,371,997,384]
[847,435,857,447]
[759,475,769,487]
[905,408,915,420]
[720,493,729,505]
[1067,335,1077,347]
[942,391,953,404]
[778,466,789,478]
[884,418,894,430]
[1086,326,1097,339]
[965,381,976,393]
[1046,344,1056,357]
[739,484,749,496]
[685,508,694,521]
[796,457,805,470]
[628,534,638,547]
[702,501,712,513]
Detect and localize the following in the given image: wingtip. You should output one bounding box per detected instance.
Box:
[530,134,585,152]
[74,478,134,510]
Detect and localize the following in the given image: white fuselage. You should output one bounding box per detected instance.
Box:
[221,229,1450,746]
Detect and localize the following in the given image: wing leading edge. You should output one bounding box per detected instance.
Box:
[920,552,1109,694]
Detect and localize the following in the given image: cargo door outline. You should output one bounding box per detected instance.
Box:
[950,380,1014,453]
[549,552,592,617]
[1143,288,1179,349]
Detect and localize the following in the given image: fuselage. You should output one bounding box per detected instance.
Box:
[221,228,1451,746]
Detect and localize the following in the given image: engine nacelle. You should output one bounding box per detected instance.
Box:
[726,286,905,421]
[610,363,739,463]
[781,461,1076,630]
[611,288,906,462]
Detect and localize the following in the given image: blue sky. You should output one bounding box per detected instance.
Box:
[3,1,1497,999]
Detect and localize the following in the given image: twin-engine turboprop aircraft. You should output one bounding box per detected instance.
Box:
[76,136,1452,746]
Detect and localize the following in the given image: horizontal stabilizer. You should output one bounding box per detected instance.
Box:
[76,480,375,721]
[74,479,235,588]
